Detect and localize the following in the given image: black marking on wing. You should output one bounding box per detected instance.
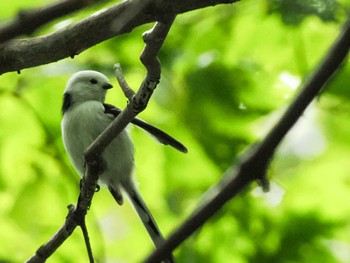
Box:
[132,118,188,153]
[62,92,72,115]
[103,103,188,153]
[103,103,121,117]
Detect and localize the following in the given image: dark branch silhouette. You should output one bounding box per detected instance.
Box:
[0,0,104,44]
[25,16,176,263]
[0,0,239,75]
[143,17,350,263]
[5,0,347,262]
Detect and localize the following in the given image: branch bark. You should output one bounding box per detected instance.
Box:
[26,16,175,263]
[0,0,238,75]
[143,16,350,263]
[0,0,104,44]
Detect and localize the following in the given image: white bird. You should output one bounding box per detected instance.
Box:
[61,70,187,263]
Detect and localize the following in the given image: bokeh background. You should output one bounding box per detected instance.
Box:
[1,0,350,262]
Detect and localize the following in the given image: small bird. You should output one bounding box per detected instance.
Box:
[61,70,187,262]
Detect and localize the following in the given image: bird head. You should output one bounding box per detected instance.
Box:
[62,70,113,113]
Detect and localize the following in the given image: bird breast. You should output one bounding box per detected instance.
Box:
[62,101,134,186]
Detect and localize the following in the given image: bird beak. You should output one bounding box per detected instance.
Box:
[103,83,113,90]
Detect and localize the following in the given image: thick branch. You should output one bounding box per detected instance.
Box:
[144,17,350,263]
[0,0,104,44]
[0,0,238,74]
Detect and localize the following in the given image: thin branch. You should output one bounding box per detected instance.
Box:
[114,63,135,101]
[0,0,239,75]
[26,17,176,263]
[80,211,95,263]
[25,160,101,263]
[0,0,104,44]
[134,15,176,111]
[84,16,176,161]
[143,17,350,263]
[26,205,78,263]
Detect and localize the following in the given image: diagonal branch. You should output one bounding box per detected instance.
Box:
[0,0,104,44]
[84,16,176,161]
[25,205,77,263]
[0,0,239,75]
[25,17,176,263]
[143,17,350,263]
[25,163,101,263]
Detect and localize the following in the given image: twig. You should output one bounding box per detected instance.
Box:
[84,16,176,160]
[134,15,176,111]
[143,17,350,263]
[114,63,135,101]
[26,17,176,263]
[25,159,101,263]
[0,0,239,75]
[80,217,95,263]
[0,0,103,44]
[26,205,78,263]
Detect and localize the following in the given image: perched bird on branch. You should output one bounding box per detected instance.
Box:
[61,70,187,263]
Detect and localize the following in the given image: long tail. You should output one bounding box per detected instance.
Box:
[109,186,175,263]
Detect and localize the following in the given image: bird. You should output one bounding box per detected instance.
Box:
[61,70,187,263]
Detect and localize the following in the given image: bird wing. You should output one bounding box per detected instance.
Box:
[103,103,188,153]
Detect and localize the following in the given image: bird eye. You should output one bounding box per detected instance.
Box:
[90,79,98,84]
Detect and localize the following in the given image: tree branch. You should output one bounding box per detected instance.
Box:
[26,205,78,263]
[25,159,101,263]
[84,15,175,161]
[143,17,350,263]
[0,0,104,44]
[114,63,135,101]
[26,17,175,263]
[0,0,239,75]
[80,217,95,263]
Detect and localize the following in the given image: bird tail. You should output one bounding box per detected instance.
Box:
[109,186,175,263]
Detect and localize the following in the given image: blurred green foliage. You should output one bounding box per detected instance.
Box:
[1,0,350,262]
[267,0,341,25]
